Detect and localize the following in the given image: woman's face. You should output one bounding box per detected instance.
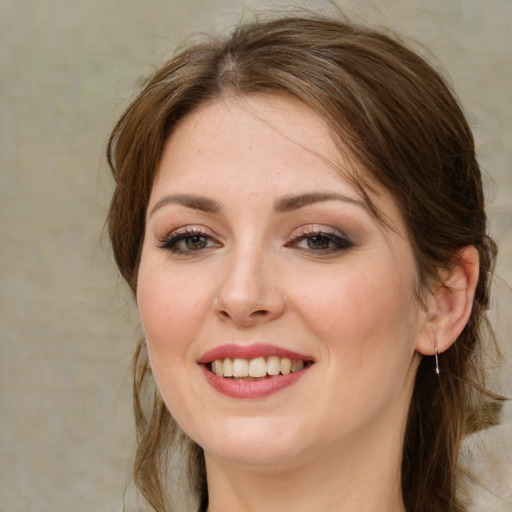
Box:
[137,94,429,469]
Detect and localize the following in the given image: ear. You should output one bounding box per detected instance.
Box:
[416,246,480,356]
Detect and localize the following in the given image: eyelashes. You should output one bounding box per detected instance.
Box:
[157,225,354,256]
[157,227,221,254]
[285,229,354,254]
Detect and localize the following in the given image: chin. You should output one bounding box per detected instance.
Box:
[207,442,306,469]
[195,416,309,468]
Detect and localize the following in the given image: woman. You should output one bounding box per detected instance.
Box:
[107,16,502,512]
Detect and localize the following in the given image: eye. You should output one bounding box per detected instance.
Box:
[286,229,353,254]
[157,228,220,254]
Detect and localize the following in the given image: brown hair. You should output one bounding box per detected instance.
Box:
[107,16,502,512]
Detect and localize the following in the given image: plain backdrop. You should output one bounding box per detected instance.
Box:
[1,1,511,511]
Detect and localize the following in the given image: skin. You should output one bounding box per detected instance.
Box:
[136,94,479,512]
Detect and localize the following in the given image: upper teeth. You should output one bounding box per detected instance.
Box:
[210,357,305,378]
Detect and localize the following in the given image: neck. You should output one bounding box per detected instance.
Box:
[204,413,407,512]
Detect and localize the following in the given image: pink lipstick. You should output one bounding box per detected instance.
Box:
[198,343,312,364]
[198,343,314,399]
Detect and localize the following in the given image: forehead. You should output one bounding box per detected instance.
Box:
[152,94,397,227]
[157,94,352,189]
[173,94,339,164]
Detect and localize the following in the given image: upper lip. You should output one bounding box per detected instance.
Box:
[197,343,314,364]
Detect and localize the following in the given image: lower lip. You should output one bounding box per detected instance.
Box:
[201,365,309,399]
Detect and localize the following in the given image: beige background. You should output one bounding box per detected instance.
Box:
[1,1,510,511]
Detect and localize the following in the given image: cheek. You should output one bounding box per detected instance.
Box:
[136,264,202,407]
[136,257,221,377]
[137,262,196,353]
[295,265,422,427]
[295,263,420,365]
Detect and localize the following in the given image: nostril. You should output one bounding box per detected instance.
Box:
[252,309,269,317]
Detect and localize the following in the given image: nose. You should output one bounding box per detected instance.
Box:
[213,248,285,327]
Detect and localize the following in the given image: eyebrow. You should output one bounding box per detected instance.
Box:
[150,194,222,217]
[149,191,365,218]
[273,192,365,213]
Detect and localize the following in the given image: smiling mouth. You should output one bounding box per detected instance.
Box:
[206,356,313,380]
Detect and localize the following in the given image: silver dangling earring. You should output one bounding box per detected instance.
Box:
[434,345,440,375]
